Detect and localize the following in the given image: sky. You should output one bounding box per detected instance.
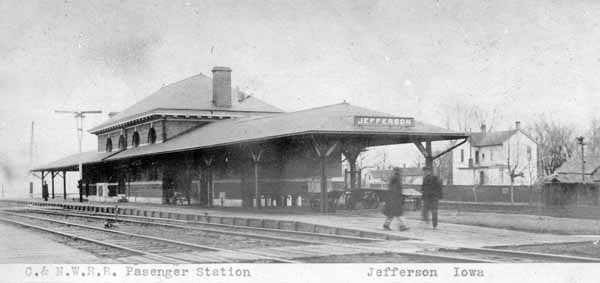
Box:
[1,0,600,194]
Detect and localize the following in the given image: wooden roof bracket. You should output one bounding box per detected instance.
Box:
[432,137,469,161]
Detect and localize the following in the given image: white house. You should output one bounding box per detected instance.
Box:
[452,122,538,186]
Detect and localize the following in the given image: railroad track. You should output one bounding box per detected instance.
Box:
[0,208,481,263]
[6,207,599,263]
[0,211,297,263]
[22,207,382,244]
[426,246,600,263]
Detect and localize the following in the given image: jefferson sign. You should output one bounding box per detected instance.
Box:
[354,116,415,127]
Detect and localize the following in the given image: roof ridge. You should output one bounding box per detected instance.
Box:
[154,72,210,91]
[226,102,354,123]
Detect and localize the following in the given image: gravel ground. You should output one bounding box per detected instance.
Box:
[496,241,600,259]
[297,252,464,263]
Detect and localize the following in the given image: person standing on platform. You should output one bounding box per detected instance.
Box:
[77,179,83,202]
[42,181,49,201]
[421,167,442,228]
[382,167,409,231]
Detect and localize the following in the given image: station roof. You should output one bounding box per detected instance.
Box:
[34,103,467,171]
[89,73,283,133]
[31,151,115,172]
[105,103,466,161]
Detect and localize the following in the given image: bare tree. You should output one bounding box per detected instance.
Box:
[527,117,576,176]
[442,101,503,133]
[506,136,525,203]
[433,150,452,185]
[586,117,600,156]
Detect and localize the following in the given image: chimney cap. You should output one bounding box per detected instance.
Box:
[212,66,232,72]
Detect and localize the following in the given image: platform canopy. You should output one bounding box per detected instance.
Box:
[32,102,467,171]
[31,151,114,172]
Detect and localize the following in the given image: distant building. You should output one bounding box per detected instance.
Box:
[452,122,538,186]
[364,167,423,189]
[545,156,600,183]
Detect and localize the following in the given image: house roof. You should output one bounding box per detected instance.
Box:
[89,73,283,133]
[544,173,594,183]
[469,130,517,147]
[103,103,466,161]
[554,156,600,175]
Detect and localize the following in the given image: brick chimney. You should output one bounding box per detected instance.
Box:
[515,121,521,130]
[212,66,232,108]
[480,124,487,134]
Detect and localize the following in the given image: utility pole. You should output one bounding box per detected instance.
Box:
[54,110,102,201]
[29,121,35,198]
[576,136,585,182]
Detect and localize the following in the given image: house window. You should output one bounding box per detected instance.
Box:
[118,135,126,150]
[479,171,485,185]
[475,151,480,164]
[148,128,157,144]
[105,138,113,152]
[132,132,140,148]
[527,146,532,161]
[482,153,485,161]
[460,149,464,163]
[490,151,493,161]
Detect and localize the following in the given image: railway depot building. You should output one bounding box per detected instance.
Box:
[33,66,467,211]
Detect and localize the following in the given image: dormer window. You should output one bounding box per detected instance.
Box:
[106,138,113,152]
[148,128,157,144]
[118,135,126,150]
[132,132,140,148]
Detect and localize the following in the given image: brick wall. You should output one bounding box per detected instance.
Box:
[164,120,203,139]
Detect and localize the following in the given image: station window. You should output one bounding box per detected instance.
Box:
[148,128,157,144]
[118,135,126,150]
[132,132,140,148]
[105,138,113,152]
[475,151,480,164]
[460,149,464,163]
[479,171,485,185]
[148,161,160,180]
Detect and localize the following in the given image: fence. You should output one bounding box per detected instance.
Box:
[542,182,600,206]
[404,184,542,203]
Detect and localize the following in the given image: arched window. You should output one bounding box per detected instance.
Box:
[118,135,126,150]
[132,132,140,148]
[147,128,157,144]
[105,138,113,152]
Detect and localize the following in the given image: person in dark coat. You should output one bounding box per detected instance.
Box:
[421,167,442,228]
[382,167,408,231]
[42,181,49,201]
